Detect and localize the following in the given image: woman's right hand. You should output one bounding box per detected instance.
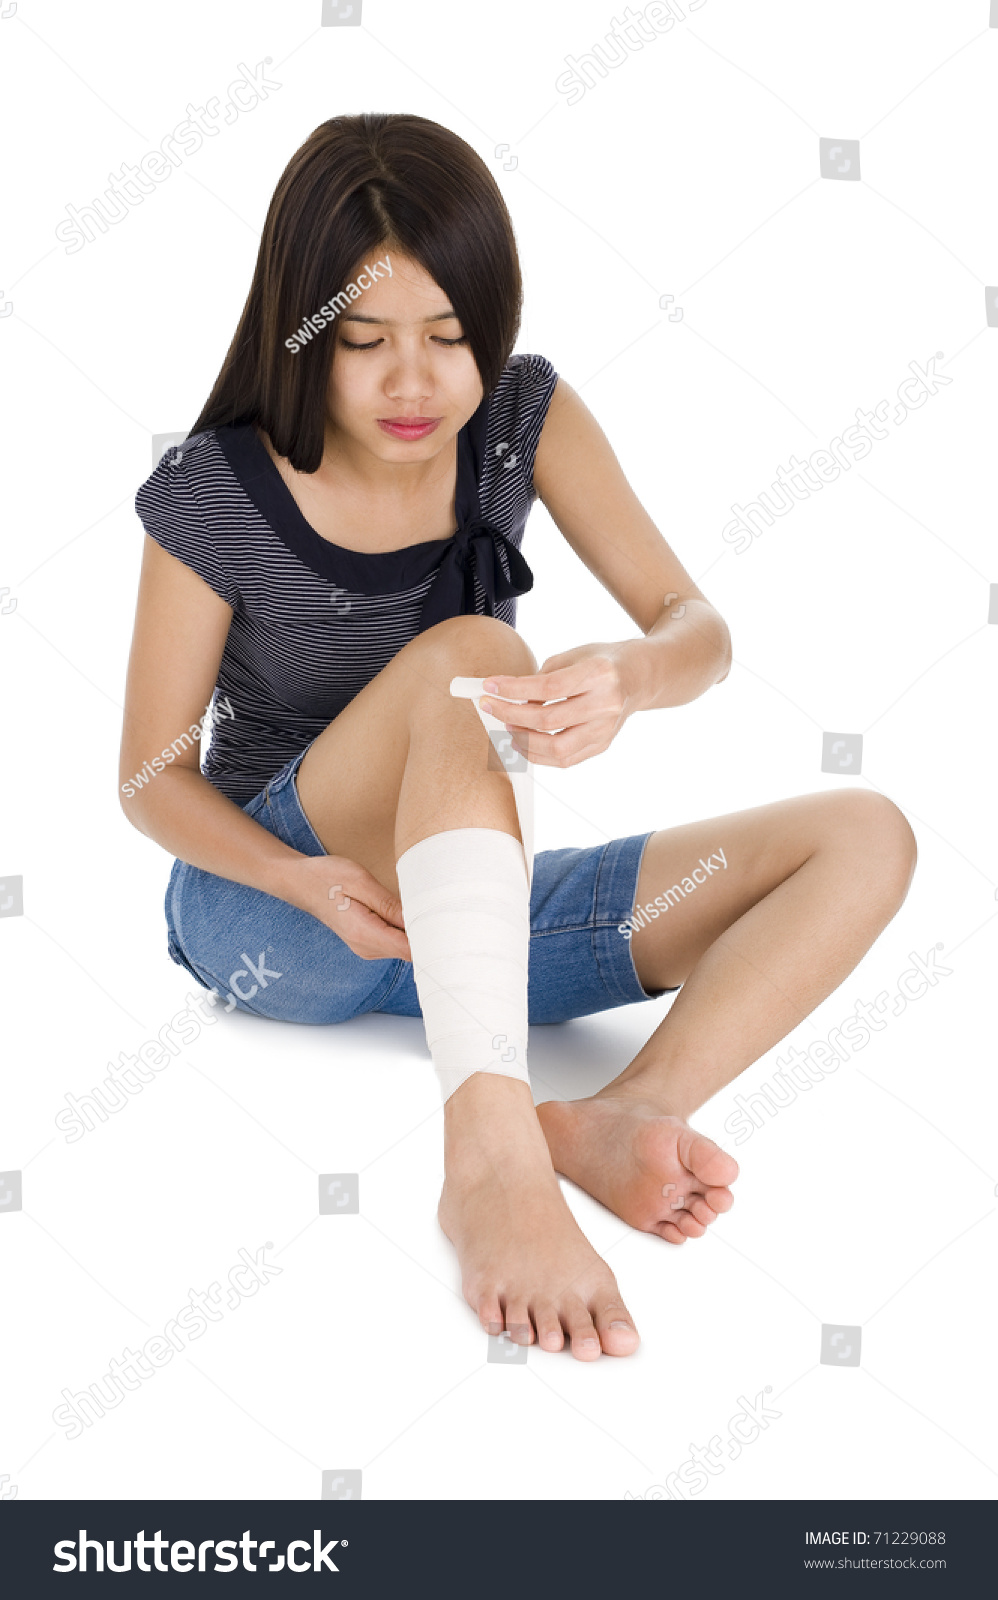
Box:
[281,853,412,962]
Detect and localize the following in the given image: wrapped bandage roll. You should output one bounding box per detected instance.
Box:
[448,675,534,890]
[395,828,531,1102]
[394,678,535,1103]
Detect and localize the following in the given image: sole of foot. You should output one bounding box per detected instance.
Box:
[536,1094,739,1243]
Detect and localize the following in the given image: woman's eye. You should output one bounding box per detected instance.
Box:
[340,334,468,350]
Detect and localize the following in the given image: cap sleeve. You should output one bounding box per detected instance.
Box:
[135,439,239,609]
[487,353,559,501]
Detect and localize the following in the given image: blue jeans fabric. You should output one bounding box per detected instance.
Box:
[164,749,673,1024]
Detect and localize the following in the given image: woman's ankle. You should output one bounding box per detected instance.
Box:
[443,1072,552,1176]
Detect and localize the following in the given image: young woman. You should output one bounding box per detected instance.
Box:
[122,113,917,1363]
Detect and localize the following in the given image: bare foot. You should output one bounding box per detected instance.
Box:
[536,1089,739,1243]
[438,1075,640,1360]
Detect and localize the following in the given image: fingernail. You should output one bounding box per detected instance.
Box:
[482,679,499,693]
[478,698,493,714]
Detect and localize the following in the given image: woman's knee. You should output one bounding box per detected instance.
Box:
[415,614,538,678]
[827,789,918,897]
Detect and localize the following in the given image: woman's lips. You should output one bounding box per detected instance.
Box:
[377,417,442,441]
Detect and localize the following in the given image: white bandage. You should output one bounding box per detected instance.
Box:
[395,828,531,1102]
[448,676,534,891]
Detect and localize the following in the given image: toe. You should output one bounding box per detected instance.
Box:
[679,1127,739,1188]
[563,1299,602,1361]
[592,1296,640,1357]
[533,1303,565,1353]
[703,1185,735,1214]
[672,1210,706,1239]
[653,1219,687,1243]
[687,1196,717,1226]
[478,1294,504,1336]
[504,1301,533,1345]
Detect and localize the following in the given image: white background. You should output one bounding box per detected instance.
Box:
[1,0,995,1503]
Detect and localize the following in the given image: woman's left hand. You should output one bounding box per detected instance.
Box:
[478,642,635,769]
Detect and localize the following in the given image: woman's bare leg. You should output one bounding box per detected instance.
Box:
[296,615,640,1358]
[537,789,918,1241]
[296,614,525,896]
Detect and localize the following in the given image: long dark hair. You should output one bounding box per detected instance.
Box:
[188,113,523,473]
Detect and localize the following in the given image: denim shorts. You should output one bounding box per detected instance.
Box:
[164,750,673,1025]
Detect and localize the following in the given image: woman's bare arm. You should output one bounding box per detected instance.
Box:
[532,379,731,710]
[472,379,732,770]
[121,535,410,959]
[119,535,304,896]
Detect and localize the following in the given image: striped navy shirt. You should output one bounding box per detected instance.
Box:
[135,353,559,804]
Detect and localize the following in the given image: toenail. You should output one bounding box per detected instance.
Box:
[610,1321,632,1330]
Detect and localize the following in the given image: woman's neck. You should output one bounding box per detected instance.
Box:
[256,423,461,553]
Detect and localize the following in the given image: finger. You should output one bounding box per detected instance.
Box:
[481,662,595,705]
[336,900,412,961]
[507,728,611,769]
[375,890,407,930]
[489,697,591,735]
[345,870,407,931]
[351,933,412,963]
[358,931,412,962]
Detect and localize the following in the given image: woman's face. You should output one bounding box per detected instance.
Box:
[325,250,484,464]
